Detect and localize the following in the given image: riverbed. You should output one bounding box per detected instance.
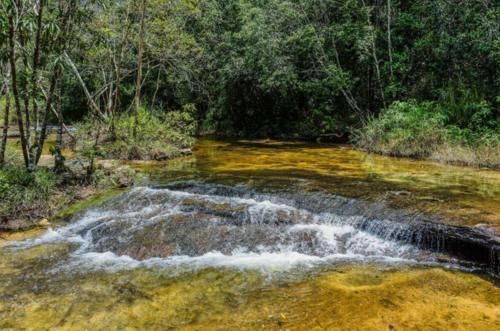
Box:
[1,138,499,330]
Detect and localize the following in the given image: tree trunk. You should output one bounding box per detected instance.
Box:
[0,83,11,168]
[133,0,147,139]
[18,33,32,149]
[387,0,394,81]
[53,87,65,173]
[151,69,161,108]
[34,67,60,166]
[31,0,45,147]
[64,52,105,120]
[7,13,30,168]
[362,0,386,109]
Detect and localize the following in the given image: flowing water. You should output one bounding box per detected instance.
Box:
[1,138,499,330]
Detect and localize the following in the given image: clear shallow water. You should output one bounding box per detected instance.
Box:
[1,138,499,330]
[134,139,500,231]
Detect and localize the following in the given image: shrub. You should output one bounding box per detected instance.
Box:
[75,105,196,162]
[354,100,500,167]
[0,167,58,221]
[353,101,447,157]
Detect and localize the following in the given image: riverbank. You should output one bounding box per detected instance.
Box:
[351,143,500,170]
[0,162,137,232]
[353,101,499,169]
[0,108,196,233]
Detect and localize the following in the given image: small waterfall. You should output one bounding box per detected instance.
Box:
[158,182,500,275]
[10,182,499,276]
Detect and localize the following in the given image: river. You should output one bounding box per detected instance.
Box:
[1,138,499,330]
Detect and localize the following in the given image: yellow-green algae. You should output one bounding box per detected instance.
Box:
[54,187,126,222]
[0,258,498,330]
[0,228,46,248]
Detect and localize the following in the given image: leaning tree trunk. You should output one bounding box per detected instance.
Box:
[0,83,11,168]
[31,0,45,151]
[53,86,65,173]
[32,0,78,168]
[33,66,60,167]
[7,14,30,168]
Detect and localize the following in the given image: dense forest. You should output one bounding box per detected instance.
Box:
[1,2,500,328]
[1,0,499,154]
[0,0,499,225]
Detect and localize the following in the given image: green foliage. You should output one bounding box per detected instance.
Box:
[354,100,500,167]
[0,167,58,218]
[187,0,498,138]
[75,106,195,162]
[2,0,498,166]
[195,0,369,137]
[354,101,447,157]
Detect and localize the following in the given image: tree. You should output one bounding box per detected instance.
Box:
[0,67,10,168]
[133,0,146,138]
[1,0,84,170]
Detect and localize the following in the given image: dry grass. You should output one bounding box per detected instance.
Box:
[430,143,500,169]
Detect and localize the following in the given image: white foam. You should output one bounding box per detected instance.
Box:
[11,186,421,274]
[57,248,414,273]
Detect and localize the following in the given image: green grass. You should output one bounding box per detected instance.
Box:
[353,100,500,168]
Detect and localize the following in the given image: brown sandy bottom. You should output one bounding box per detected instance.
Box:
[0,256,498,331]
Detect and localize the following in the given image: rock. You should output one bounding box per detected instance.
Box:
[389,190,411,196]
[38,219,51,227]
[179,149,192,156]
[154,149,192,160]
[114,166,135,188]
[379,298,398,309]
[474,224,498,236]
[416,196,443,202]
[0,219,30,232]
[153,152,169,161]
[98,160,115,169]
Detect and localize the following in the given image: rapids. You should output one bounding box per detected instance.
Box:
[1,138,499,330]
[8,185,421,272]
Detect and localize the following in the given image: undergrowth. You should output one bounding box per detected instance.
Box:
[353,100,500,168]
[75,105,196,162]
